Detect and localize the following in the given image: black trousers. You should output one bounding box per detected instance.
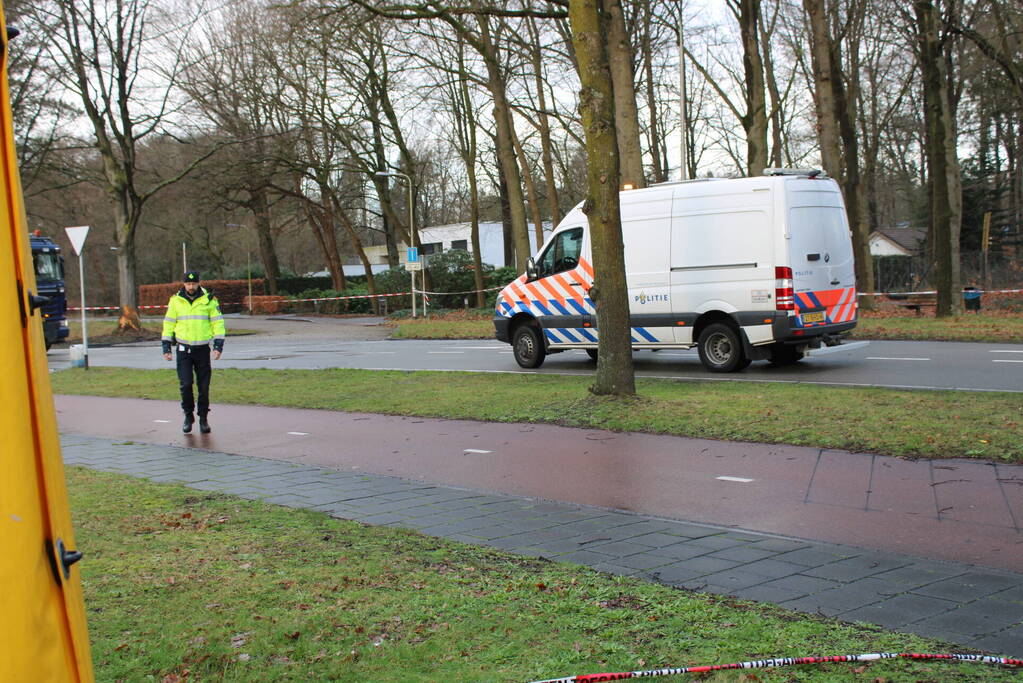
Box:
[176,344,212,416]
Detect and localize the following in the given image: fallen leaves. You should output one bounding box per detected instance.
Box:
[230,631,253,648]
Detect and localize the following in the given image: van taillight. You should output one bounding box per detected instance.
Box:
[775,266,794,310]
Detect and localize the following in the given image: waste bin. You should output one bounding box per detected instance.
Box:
[69,344,86,368]
[963,286,981,312]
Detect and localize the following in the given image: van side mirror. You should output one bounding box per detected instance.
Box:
[526,257,537,280]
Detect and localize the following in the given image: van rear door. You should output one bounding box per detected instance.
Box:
[786,182,857,329]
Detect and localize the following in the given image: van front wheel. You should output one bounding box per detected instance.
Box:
[697,323,747,373]
[512,323,546,369]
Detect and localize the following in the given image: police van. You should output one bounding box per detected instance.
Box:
[493,169,859,372]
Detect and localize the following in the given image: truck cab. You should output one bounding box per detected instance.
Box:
[29,231,69,350]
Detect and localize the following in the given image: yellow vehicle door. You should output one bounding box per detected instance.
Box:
[0,17,94,683]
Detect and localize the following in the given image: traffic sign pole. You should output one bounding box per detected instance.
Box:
[406,247,420,318]
[64,226,90,370]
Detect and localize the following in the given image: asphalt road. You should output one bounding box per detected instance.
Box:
[47,315,1023,393]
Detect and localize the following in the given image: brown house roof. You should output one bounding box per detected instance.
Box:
[872,227,927,255]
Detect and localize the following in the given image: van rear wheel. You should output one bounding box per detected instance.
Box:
[585,349,598,362]
[512,323,546,369]
[697,323,747,373]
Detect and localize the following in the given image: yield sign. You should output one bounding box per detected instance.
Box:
[64,225,90,256]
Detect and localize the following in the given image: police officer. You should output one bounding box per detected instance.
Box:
[162,271,226,433]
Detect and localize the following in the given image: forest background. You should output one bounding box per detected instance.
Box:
[8,0,1023,315]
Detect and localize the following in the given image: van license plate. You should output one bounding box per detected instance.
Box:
[801,311,826,324]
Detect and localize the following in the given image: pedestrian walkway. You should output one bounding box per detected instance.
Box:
[62,432,1023,655]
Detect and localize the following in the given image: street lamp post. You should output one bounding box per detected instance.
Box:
[375,170,420,317]
[226,224,252,314]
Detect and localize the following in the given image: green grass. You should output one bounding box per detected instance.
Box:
[71,467,1016,682]
[852,313,1023,343]
[385,310,1023,343]
[51,368,1023,462]
[389,317,493,339]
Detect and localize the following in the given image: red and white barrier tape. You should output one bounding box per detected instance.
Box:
[64,285,1023,311]
[419,285,505,296]
[68,290,415,312]
[859,287,1023,296]
[528,652,1023,682]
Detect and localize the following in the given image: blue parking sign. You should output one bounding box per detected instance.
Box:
[407,246,419,263]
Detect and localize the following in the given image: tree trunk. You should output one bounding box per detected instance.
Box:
[639,0,666,182]
[737,0,769,175]
[915,0,962,316]
[249,184,280,295]
[114,207,141,332]
[606,0,645,189]
[511,125,547,252]
[526,16,563,225]
[479,15,531,269]
[804,0,875,308]
[569,0,635,397]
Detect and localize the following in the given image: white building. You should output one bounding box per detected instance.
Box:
[869,227,926,257]
[337,221,551,275]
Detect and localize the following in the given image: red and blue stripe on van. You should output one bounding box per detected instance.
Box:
[794,287,858,327]
[496,258,666,343]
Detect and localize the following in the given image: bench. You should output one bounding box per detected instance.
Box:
[885,292,936,315]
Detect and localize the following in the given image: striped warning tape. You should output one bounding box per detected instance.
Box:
[528,652,1023,682]
[67,290,415,312]
[859,288,1023,296]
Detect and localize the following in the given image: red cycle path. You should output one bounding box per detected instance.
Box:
[55,395,1023,571]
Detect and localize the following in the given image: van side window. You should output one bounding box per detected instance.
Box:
[536,227,583,278]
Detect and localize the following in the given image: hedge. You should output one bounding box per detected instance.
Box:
[139,279,264,311]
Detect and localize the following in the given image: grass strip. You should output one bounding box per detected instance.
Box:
[851,314,1023,343]
[71,467,1013,682]
[51,368,1023,462]
[387,311,1023,342]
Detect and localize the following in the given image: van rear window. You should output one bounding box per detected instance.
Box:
[789,207,851,258]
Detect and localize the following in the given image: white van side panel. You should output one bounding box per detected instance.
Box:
[621,188,674,344]
[669,186,776,344]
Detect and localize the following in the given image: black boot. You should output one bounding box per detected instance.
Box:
[182,413,194,434]
[199,415,211,434]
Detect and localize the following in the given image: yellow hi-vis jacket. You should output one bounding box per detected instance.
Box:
[162,287,226,349]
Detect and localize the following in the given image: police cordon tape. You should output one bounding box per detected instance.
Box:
[67,290,417,312]
[66,285,1022,311]
[859,287,1023,296]
[527,652,1023,682]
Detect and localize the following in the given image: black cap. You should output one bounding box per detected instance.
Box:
[184,270,201,282]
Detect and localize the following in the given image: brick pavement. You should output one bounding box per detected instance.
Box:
[62,433,1023,656]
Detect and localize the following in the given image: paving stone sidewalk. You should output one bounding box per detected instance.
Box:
[62,433,1023,656]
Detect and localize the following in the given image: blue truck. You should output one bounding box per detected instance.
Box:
[29,231,69,350]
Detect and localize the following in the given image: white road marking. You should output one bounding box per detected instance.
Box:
[154,419,171,423]
[428,351,465,354]
[716,476,755,483]
[993,360,1023,363]
[287,431,309,436]
[991,350,1023,353]
[463,449,493,455]
[444,346,504,350]
[866,357,931,361]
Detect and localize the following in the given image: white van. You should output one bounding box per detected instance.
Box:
[493,169,859,373]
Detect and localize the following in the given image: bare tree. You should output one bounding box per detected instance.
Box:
[570,0,634,396]
[803,0,876,307]
[29,0,217,329]
[913,0,963,315]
